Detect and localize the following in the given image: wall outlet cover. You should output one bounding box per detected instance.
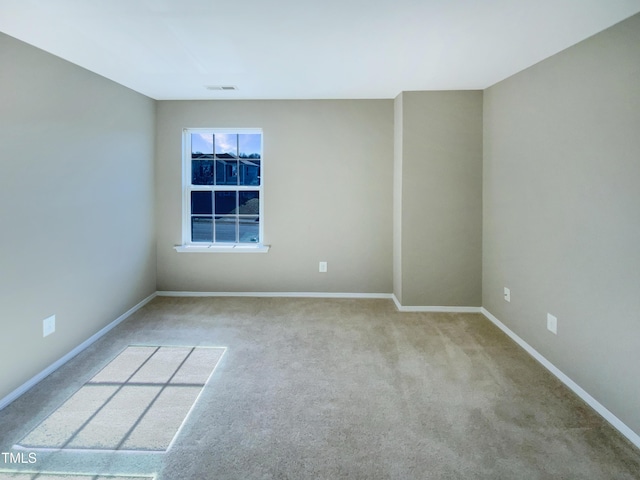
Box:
[547,313,557,335]
[43,315,56,337]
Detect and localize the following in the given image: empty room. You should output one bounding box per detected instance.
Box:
[1,1,639,479]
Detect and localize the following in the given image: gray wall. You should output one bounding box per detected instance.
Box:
[0,33,157,400]
[397,91,483,307]
[483,14,640,434]
[156,100,393,293]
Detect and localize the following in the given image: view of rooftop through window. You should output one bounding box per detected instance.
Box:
[191,133,261,159]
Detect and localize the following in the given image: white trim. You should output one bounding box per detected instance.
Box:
[174,244,270,253]
[392,293,402,310]
[0,293,157,412]
[157,291,480,310]
[157,291,392,299]
[391,293,481,312]
[187,127,260,134]
[398,305,482,313]
[481,307,640,450]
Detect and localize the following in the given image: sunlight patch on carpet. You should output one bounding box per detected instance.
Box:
[16,346,225,453]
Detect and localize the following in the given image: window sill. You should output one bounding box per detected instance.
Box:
[174,244,270,253]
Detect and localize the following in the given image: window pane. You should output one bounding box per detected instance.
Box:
[239,216,259,243]
[191,191,212,215]
[239,191,259,214]
[214,191,237,215]
[185,129,263,246]
[192,159,214,185]
[215,159,238,185]
[239,159,260,186]
[215,133,237,158]
[238,134,261,159]
[215,217,237,243]
[191,133,213,158]
[191,217,213,242]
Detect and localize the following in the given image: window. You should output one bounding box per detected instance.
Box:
[176,128,268,252]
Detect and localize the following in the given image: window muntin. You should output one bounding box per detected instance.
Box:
[183,129,263,247]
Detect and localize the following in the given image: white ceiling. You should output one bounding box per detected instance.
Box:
[1,0,639,100]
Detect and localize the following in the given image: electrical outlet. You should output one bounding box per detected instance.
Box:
[504,287,510,302]
[319,261,327,273]
[43,315,56,337]
[547,313,557,335]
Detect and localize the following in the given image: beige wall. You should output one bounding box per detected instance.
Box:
[397,91,483,307]
[483,14,640,434]
[0,34,157,400]
[155,100,393,293]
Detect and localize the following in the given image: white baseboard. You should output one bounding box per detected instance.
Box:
[158,291,481,313]
[481,307,640,450]
[0,292,157,412]
[157,291,393,299]
[391,294,481,313]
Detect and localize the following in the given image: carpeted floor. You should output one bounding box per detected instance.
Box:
[0,297,639,479]
[0,474,153,480]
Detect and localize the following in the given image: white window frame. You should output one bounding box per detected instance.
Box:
[174,128,269,253]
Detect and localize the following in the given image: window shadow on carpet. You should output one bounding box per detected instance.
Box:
[16,346,225,453]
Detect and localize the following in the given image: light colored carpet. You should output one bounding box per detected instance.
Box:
[17,346,224,452]
[0,474,153,480]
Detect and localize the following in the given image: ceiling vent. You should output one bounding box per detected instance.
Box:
[205,85,238,91]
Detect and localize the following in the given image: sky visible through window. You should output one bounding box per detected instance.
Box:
[192,133,261,157]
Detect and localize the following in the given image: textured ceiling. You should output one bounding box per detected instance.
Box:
[1,0,639,99]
